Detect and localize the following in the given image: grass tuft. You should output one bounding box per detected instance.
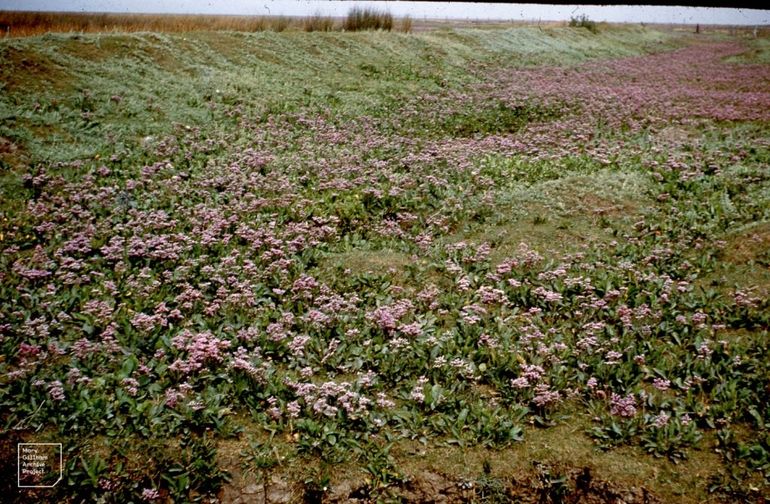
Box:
[303,12,336,33]
[569,14,599,34]
[343,7,393,32]
[400,15,413,34]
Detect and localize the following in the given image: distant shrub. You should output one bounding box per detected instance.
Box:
[400,15,413,34]
[343,7,393,32]
[270,16,291,33]
[569,14,598,34]
[303,12,335,32]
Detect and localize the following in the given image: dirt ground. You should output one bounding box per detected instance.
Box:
[219,464,661,503]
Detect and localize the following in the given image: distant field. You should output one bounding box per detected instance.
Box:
[0,10,415,36]
[1,22,770,503]
[3,10,766,37]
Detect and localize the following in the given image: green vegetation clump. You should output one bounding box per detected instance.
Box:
[438,101,560,138]
[569,14,599,34]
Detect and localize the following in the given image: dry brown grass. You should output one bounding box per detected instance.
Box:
[0,11,610,38]
[0,11,311,37]
[343,7,393,32]
[0,10,429,37]
[303,12,336,32]
[400,15,413,34]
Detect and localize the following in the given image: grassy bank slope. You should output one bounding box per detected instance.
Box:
[1,26,677,168]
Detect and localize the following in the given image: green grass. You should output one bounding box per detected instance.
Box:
[0,26,686,169]
[725,37,770,64]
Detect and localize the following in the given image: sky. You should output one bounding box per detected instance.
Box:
[0,1,768,25]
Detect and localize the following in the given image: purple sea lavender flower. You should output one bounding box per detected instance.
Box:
[652,412,670,428]
[48,381,65,401]
[141,488,160,502]
[653,378,671,391]
[610,393,637,418]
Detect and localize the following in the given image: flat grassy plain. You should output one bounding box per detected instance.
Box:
[1,22,770,503]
